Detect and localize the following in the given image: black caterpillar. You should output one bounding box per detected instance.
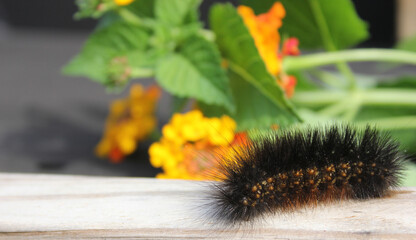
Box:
[209,125,410,224]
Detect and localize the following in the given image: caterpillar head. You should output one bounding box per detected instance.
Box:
[210,165,277,224]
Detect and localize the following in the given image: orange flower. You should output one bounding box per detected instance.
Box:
[238,3,299,98]
[95,84,161,163]
[149,110,248,180]
[238,2,285,76]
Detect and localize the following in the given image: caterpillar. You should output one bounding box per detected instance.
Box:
[208,125,411,225]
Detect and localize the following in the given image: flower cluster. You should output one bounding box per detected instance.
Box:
[149,110,247,180]
[238,2,285,76]
[114,0,134,6]
[238,2,300,98]
[95,84,161,163]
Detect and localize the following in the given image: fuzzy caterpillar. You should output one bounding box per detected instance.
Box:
[208,125,411,224]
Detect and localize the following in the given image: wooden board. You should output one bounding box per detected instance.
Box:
[0,173,415,239]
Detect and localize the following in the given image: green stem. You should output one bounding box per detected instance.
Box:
[315,90,362,120]
[284,49,416,72]
[293,91,347,106]
[355,116,416,130]
[309,70,346,89]
[293,89,416,107]
[316,90,362,120]
[336,63,357,90]
[198,29,215,42]
[342,91,362,121]
[364,89,416,106]
[117,8,155,28]
[317,98,350,117]
[309,0,357,90]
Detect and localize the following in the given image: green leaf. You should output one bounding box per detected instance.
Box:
[156,52,234,112]
[158,35,234,112]
[96,12,123,30]
[126,49,159,69]
[242,0,369,50]
[155,0,201,26]
[127,0,155,18]
[229,71,298,130]
[209,3,300,123]
[200,70,298,131]
[180,35,234,110]
[63,22,150,87]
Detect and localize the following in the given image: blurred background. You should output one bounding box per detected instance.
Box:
[0,0,415,177]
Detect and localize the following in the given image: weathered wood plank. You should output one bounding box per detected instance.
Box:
[0,173,415,239]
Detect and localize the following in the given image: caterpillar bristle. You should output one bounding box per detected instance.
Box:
[208,125,410,225]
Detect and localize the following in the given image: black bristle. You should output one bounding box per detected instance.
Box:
[208,125,410,225]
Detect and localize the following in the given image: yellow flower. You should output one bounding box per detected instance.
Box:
[114,0,135,6]
[206,116,236,146]
[149,110,247,180]
[95,84,161,163]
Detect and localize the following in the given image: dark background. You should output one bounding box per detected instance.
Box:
[0,0,404,177]
[0,0,397,46]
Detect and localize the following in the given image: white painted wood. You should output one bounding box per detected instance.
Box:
[0,173,415,239]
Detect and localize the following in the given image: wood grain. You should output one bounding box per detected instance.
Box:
[0,173,415,239]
